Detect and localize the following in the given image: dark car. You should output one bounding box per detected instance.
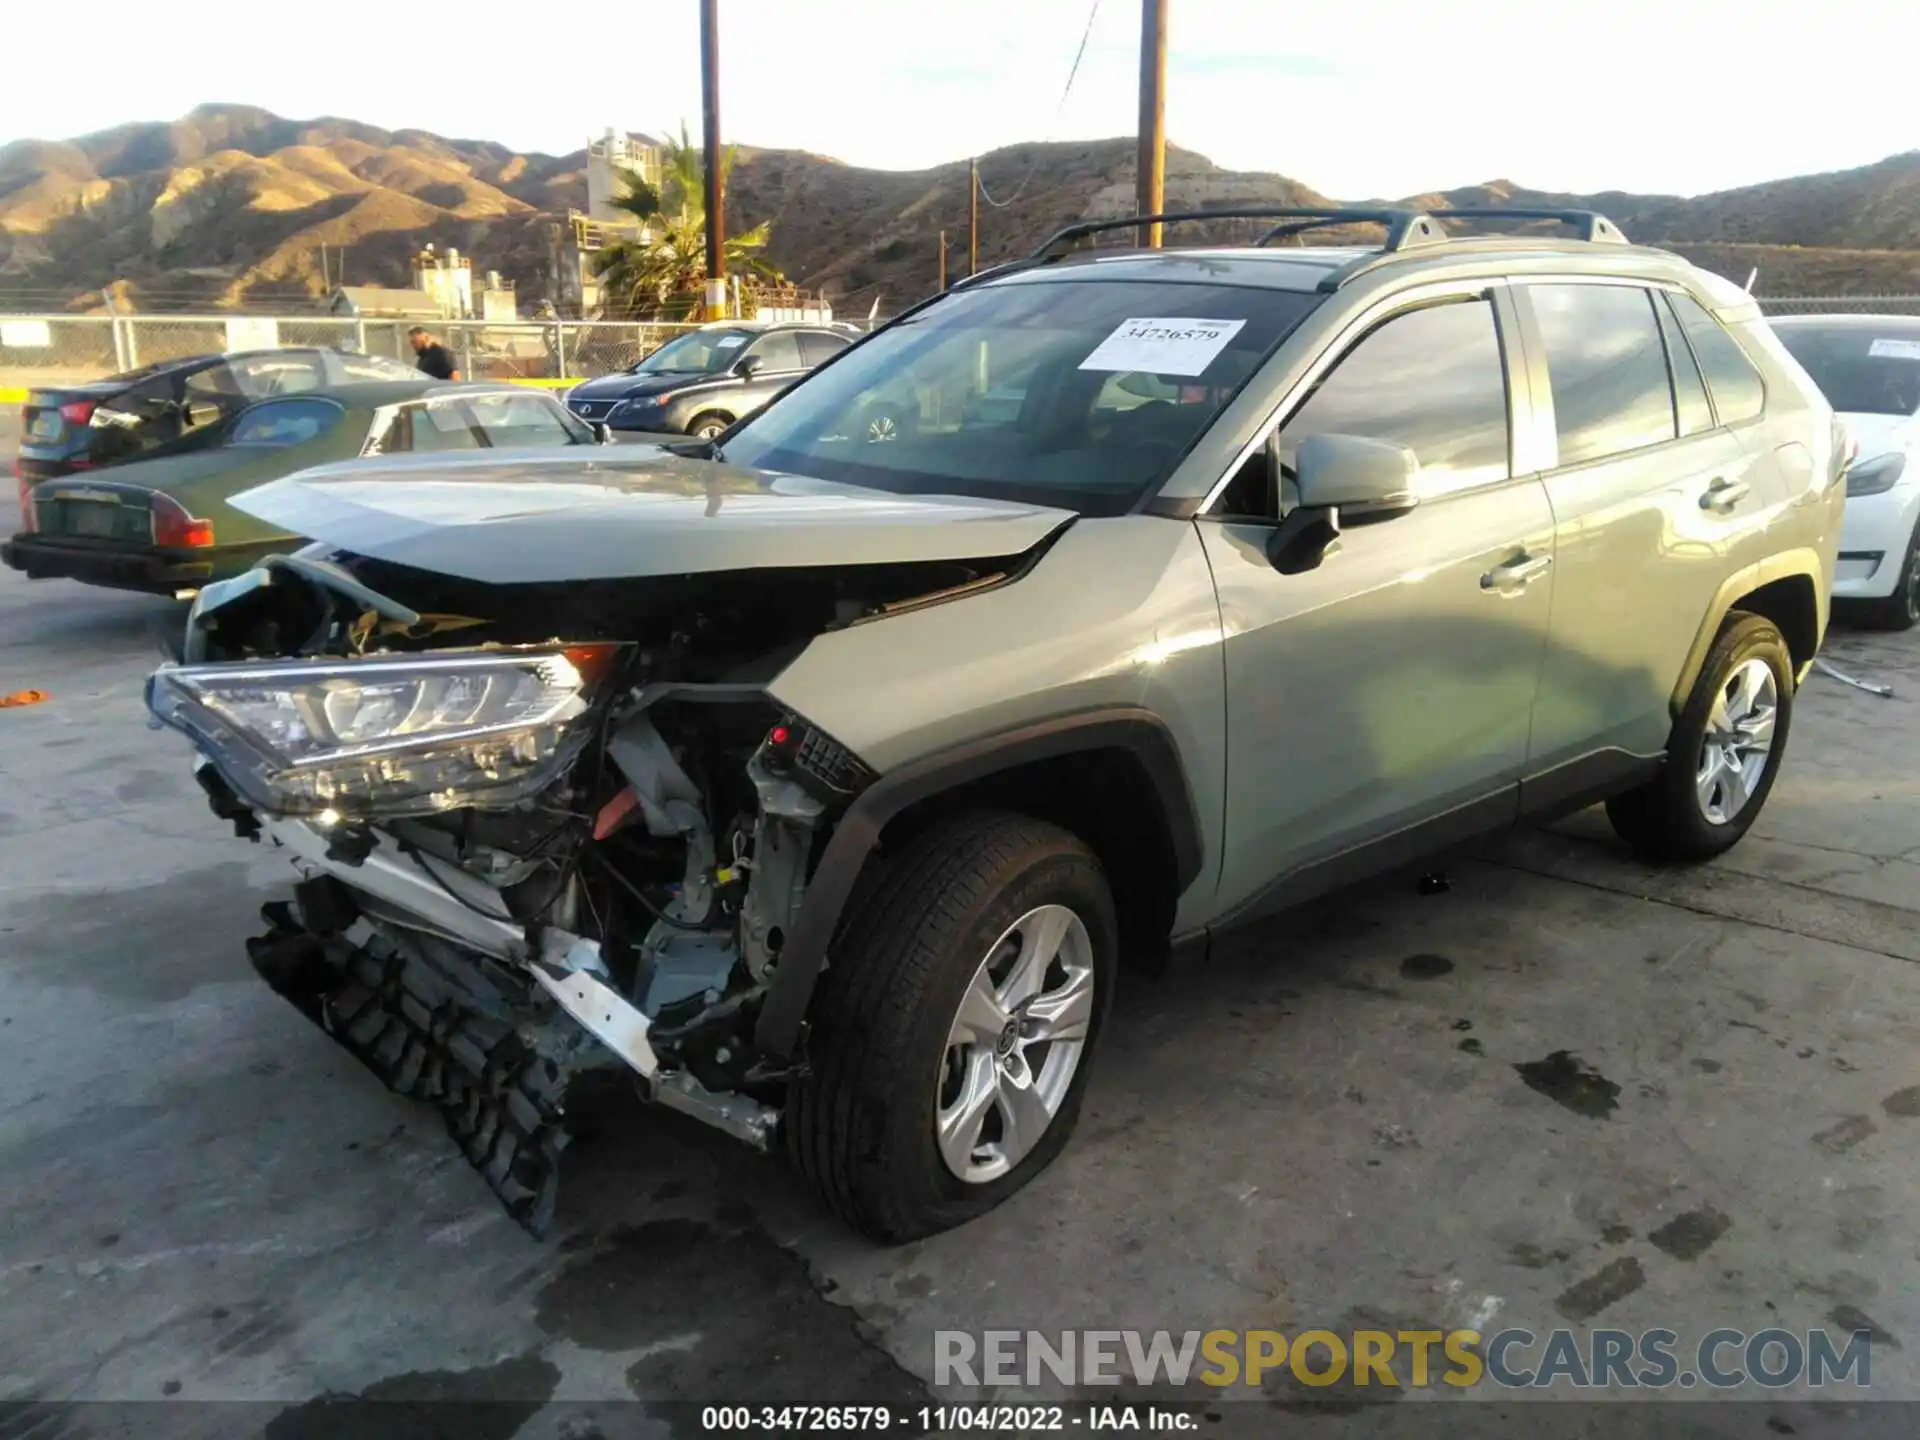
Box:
[13,347,424,494]
[5,381,600,596]
[564,322,858,438]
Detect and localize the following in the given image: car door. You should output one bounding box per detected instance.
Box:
[1514,281,1769,785]
[738,331,807,415]
[1194,283,1558,921]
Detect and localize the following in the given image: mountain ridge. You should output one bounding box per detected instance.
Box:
[1,106,1916,312]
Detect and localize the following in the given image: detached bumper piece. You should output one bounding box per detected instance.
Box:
[246,897,584,1236]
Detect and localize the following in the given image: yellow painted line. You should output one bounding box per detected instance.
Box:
[506,377,583,389]
[0,386,27,404]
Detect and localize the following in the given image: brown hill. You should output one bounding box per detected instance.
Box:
[0,105,1915,314]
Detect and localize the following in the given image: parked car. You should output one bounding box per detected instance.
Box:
[146,207,1841,1243]
[5,381,599,595]
[13,347,423,493]
[1767,314,1920,628]
[564,320,859,438]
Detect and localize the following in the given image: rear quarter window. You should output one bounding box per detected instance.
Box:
[1668,293,1766,425]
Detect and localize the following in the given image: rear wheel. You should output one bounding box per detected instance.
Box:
[1849,521,1920,631]
[1606,611,1793,863]
[786,811,1116,1242]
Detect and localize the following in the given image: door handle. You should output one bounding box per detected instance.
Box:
[1481,552,1553,592]
[1700,477,1750,513]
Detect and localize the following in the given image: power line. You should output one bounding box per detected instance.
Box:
[976,0,1105,210]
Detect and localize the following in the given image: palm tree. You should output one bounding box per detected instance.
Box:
[593,122,778,318]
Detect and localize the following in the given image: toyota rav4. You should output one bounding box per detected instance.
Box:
[146,207,1844,1242]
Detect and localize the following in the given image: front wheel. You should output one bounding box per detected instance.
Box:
[1605,611,1793,863]
[786,811,1117,1242]
[687,413,733,440]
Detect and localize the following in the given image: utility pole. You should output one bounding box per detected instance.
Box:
[938,229,948,291]
[1136,0,1167,247]
[968,156,979,275]
[700,0,727,320]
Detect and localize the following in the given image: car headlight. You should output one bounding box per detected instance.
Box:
[146,644,623,818]
[1847,452,1906,497]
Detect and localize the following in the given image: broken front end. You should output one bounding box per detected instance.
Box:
[144,545,1002,1234]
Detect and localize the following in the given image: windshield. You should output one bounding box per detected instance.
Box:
[630,328,755,376]
[1773,321,1920,416]
[717,279,1322,514]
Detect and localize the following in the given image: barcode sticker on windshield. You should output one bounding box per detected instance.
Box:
[715,334,748,348]
[1869,338,1920,360]
[1079,317,1247,376]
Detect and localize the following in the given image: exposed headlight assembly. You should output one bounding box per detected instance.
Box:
[146,645,622,818]
[1847,452,1907,497]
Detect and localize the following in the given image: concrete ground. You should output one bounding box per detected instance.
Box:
[3,420,1919,1435]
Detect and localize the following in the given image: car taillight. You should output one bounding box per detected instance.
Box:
[151,493,214,549]
[59,400,96,426]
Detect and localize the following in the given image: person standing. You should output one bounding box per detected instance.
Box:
[409,327,462,381]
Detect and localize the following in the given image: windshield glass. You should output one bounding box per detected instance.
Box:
[1773,321,1920,416]
[718,279,1321,514]
[630,328,755,375]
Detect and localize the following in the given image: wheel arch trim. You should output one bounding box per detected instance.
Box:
[1670,550,1827,713]
[753,708,1205,1060]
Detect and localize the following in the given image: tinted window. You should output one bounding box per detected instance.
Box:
[748,332,805,372]
[334,352,423,382]
[1656,296,1715,436]
[1530,284,1674,466]
[1668,293,1766,425]
[409,401,484,451]
[466,391,583,447]
[719,280,1321,516]
[798,331,851,367]
[1770,320,1920,417]
[231,353,325,398]
[631,328,754,376]
[230,399,341,448]
[1276,298,1511,499]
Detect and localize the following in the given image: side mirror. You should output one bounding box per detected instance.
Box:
[1292,433,1420,520]
[1261,433,1420,576]
[734,355,764,380]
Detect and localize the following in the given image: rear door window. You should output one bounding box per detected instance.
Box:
[1527,284,1675,466]
[409,400,485,451]
[1655,296,1715,437]
[1667,293,1766,425]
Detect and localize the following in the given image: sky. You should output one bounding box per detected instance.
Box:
[2,0,1915,198]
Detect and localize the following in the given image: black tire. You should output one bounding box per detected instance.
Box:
[687,412,733,440]
[1605,611,1794,864]
[785,810,1118,1242]
[1847,521,1920,632]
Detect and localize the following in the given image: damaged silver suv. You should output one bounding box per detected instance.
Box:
[147,208,1844,1242]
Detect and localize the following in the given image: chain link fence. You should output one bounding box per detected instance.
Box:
[0,313,887,393]
[1,300,1908,396]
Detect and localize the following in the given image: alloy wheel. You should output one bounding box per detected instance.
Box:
[1696,656,1778,825]
[936,904,1095,1184]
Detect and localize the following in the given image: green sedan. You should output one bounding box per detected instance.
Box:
[3,380,604,596]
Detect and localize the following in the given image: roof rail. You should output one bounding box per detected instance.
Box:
[1424,208,1629,243]
[1028,207,1444,262]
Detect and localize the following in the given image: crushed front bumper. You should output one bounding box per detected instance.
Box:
[243,803,778,1235]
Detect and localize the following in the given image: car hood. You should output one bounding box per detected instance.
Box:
[1838,411,1917,460]
[228,450,1076,583]
[568,372,717,402]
